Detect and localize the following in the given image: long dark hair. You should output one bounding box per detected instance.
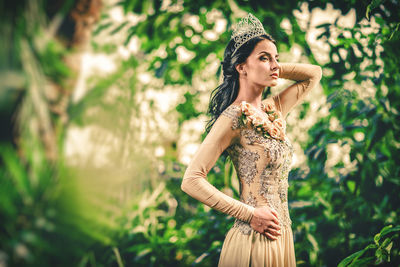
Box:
[205,34,276,133]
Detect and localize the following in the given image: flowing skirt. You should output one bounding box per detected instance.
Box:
[218,225,296,267]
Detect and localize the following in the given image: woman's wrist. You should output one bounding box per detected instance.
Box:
[278,62,295,79]
[246,206,256,223]
[278,62,321,82]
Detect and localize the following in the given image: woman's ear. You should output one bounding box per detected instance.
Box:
[235,63,247,76]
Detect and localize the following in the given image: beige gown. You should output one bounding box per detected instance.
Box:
[181,63,322,267]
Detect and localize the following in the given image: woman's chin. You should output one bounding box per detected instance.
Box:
[265,80,278,87]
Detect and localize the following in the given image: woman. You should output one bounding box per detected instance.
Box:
[181,13,322,266]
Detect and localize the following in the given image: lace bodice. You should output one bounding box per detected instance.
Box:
[222,103,294,234]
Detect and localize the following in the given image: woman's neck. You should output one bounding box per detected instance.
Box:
[233,79,264,109]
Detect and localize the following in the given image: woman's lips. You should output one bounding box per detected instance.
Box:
[271,73,279,79]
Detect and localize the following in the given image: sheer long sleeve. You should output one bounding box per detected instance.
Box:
[272,63,322,118]
[181,111,255,223]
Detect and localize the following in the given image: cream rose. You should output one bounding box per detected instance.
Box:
[262,120,272,131]
[248,109,256,116]
[239,100,286,141]
[251,115,263,126]
[240,102,249,112]
[268,114,275,122]
[269,126,281,139]
[263,102,275,112]
[273,118,286,130]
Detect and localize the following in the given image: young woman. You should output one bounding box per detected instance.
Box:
[181,13,322,266]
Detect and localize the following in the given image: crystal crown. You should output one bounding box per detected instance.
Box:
[231,13,267,56]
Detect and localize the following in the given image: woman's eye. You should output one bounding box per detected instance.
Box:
[260,56,269,61]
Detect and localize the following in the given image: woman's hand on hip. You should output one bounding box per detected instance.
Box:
[250,206,281,240]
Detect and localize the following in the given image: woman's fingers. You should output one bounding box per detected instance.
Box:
[265,227,281,237]
[250,206,283,238]
[271,217,280,226]
[269,221,281,231]
[270,208,279,219]
[264,232,278,240]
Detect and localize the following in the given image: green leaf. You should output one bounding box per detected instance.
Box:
[110,21,129,35]
[338,244,376,267]
[366,0,385,20]
[93,22,113,36]
[0,145,31,200]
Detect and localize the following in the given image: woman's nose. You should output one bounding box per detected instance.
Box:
[270,58,280,70]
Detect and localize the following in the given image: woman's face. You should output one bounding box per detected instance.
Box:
[238,39,280,88]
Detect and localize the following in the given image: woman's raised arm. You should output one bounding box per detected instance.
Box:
[273,63,322,118]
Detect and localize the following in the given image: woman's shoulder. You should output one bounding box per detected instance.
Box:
[221,103,241,118]
[219,104,242,130]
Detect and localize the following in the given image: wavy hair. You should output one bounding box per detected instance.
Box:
[205,34,276,133]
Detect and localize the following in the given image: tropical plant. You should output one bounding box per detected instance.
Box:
[1,0,399,266]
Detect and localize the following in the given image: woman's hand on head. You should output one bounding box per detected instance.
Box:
[250,206,281,240]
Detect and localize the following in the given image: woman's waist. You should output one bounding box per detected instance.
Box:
[240,183,288,194]
[240,192,289,207]
[238,195,292,226]
[251,203,291,222]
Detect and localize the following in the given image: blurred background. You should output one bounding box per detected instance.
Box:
[0,0,399,266]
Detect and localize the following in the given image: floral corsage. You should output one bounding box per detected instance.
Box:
[239,100,286,141]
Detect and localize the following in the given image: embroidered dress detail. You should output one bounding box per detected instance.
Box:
[241,191,258,207]
[233,192,258,235]
[228,144,260,186]
[232,219,253,235]
[223,99,294,233]
[221,105,241,130]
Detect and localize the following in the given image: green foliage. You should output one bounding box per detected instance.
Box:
[286,2,400,265]
[0,144,121,266]
[102,157,237,266]
[176,91,201,125]
[338,225,400,266]
[2,0,400,266]
[38,39,72,85]
[0,146,62,265]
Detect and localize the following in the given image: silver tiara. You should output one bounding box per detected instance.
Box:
[231,13,267,56]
